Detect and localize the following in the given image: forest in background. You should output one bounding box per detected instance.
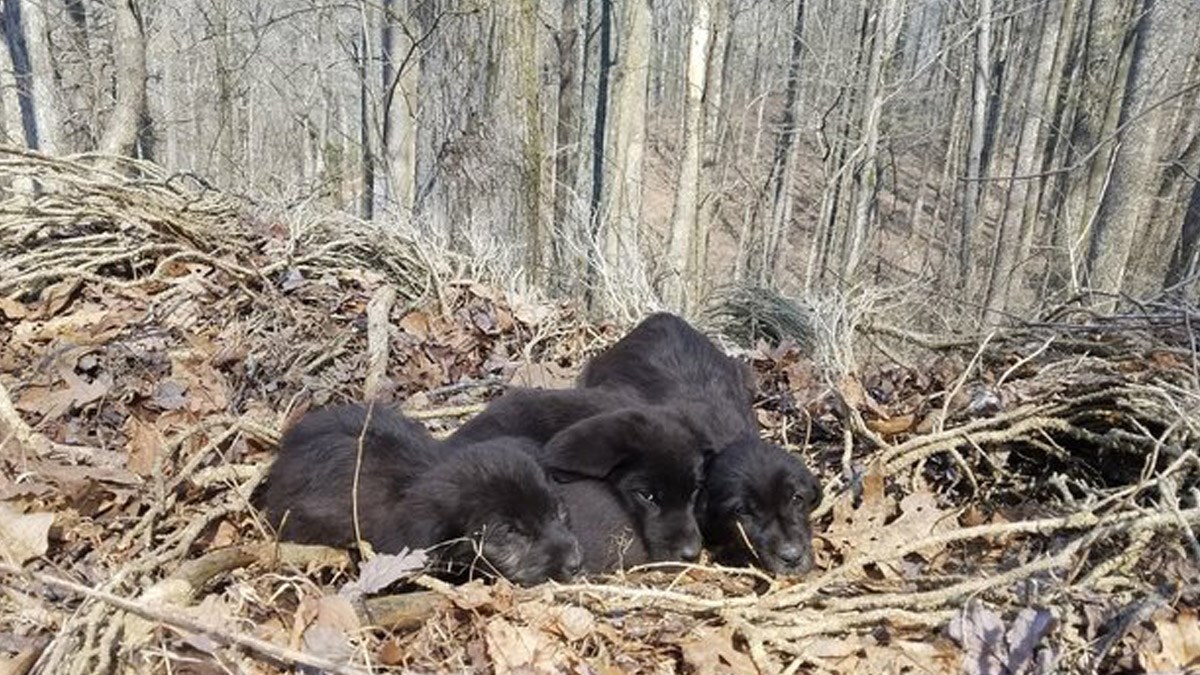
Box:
[2,0,1199,322]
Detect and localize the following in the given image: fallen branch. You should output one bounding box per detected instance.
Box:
[0,561,368,675]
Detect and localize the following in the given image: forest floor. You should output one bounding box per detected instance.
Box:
[1,148,1198,674]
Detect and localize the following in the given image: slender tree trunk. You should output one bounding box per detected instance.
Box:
[982,0,1060,319]
[510,0,546,284]
[1086,0,1160,303]
[382,4,419,215]
[844,0,902,282]
[1164,171,1200,291]
[379,0,396,209]
[758,0,806,285]
[958,0,993,289]
[584,0,613,309]
[357,26,374,220]
[599,0,651,275]
[99,0,146,158]
[553,0,583,283]
[2,0,39,149]
[664,0,711,311]
[1062,0,1134,291]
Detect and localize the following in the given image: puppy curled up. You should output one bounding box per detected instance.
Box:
[256,404,582,585]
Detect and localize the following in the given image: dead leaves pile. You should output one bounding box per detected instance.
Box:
[1,150,1198,674]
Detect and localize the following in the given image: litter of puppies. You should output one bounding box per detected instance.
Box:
[1,151,1198,674]
[259,312,805,580]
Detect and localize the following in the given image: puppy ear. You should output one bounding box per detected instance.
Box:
[540,408,647,479]
[657,404,718,457]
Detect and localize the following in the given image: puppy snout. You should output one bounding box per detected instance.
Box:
[678,541,701,562]
[777,544,804,567]
[564,544,584,578]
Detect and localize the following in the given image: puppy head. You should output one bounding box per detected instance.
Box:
[407,441,583,585]
[541,406,710,563]
[702,439,820,575]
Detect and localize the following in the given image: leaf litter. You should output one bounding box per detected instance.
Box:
[0,149,1197,673]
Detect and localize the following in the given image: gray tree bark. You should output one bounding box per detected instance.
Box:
[98,0,146,158]
[664,0,711,311]
[1086,0,1161,303]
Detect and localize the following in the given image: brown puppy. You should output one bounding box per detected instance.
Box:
[580,312,821,574]
[447,387,711,563]
[257,404,582,585]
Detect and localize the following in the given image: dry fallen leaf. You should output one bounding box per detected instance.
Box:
[678,626,756,675]
[865,413,916,436]
[0,503,55,565]
[0,296,29,320]
[123,414,165,476]
[340,548,427,601]
[399,310,432,341]
[169,350,229,415]
[1142,609,1200,672]
[823,466,954,577]
[948,601,1057,675]
[553,606,595,642]
[36,278,82,318]
[16,370,112,420]
[485,617,562,675]
[301,594,361,666]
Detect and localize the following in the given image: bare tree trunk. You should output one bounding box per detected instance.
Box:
[1061,0,1134,291]
[693,0,729,300]
[958,0,993,289]
[1,0,39,149]
[357,25,374,220]
[1086,0,1160,303]
[584,0,613,310]
[553,0,583,283]
[981,0,1060,320]
[514,0,546,284]
[99,0,146,158]
[600,0,651,274]
[758,0,806,285]
[701,0,729,166]
[1164,168,1200,291]
[844,0,902,282]
[664,0,711,311]
[384,4,419,216]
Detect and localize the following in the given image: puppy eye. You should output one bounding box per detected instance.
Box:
[636,490,660,505]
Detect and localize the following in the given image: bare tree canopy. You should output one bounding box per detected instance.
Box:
[1,0,1197,317]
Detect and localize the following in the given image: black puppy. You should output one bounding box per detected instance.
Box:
[447,387,710,563]
[580,312,757,448]
[554,479,648,573]
[579,312,821,574]
[700,438,819,572]
[257,404,582,585]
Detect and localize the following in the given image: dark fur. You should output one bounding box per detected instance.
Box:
[579,312,757,447]
[580,312,821,574]
[447,388,710,563]
[257,404,582,585]
[553,479,648,573]
[701,438,819,574]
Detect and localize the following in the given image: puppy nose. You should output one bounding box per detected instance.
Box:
[778,545,804,566]
[679,542,701,562]
[565,549,583,577]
